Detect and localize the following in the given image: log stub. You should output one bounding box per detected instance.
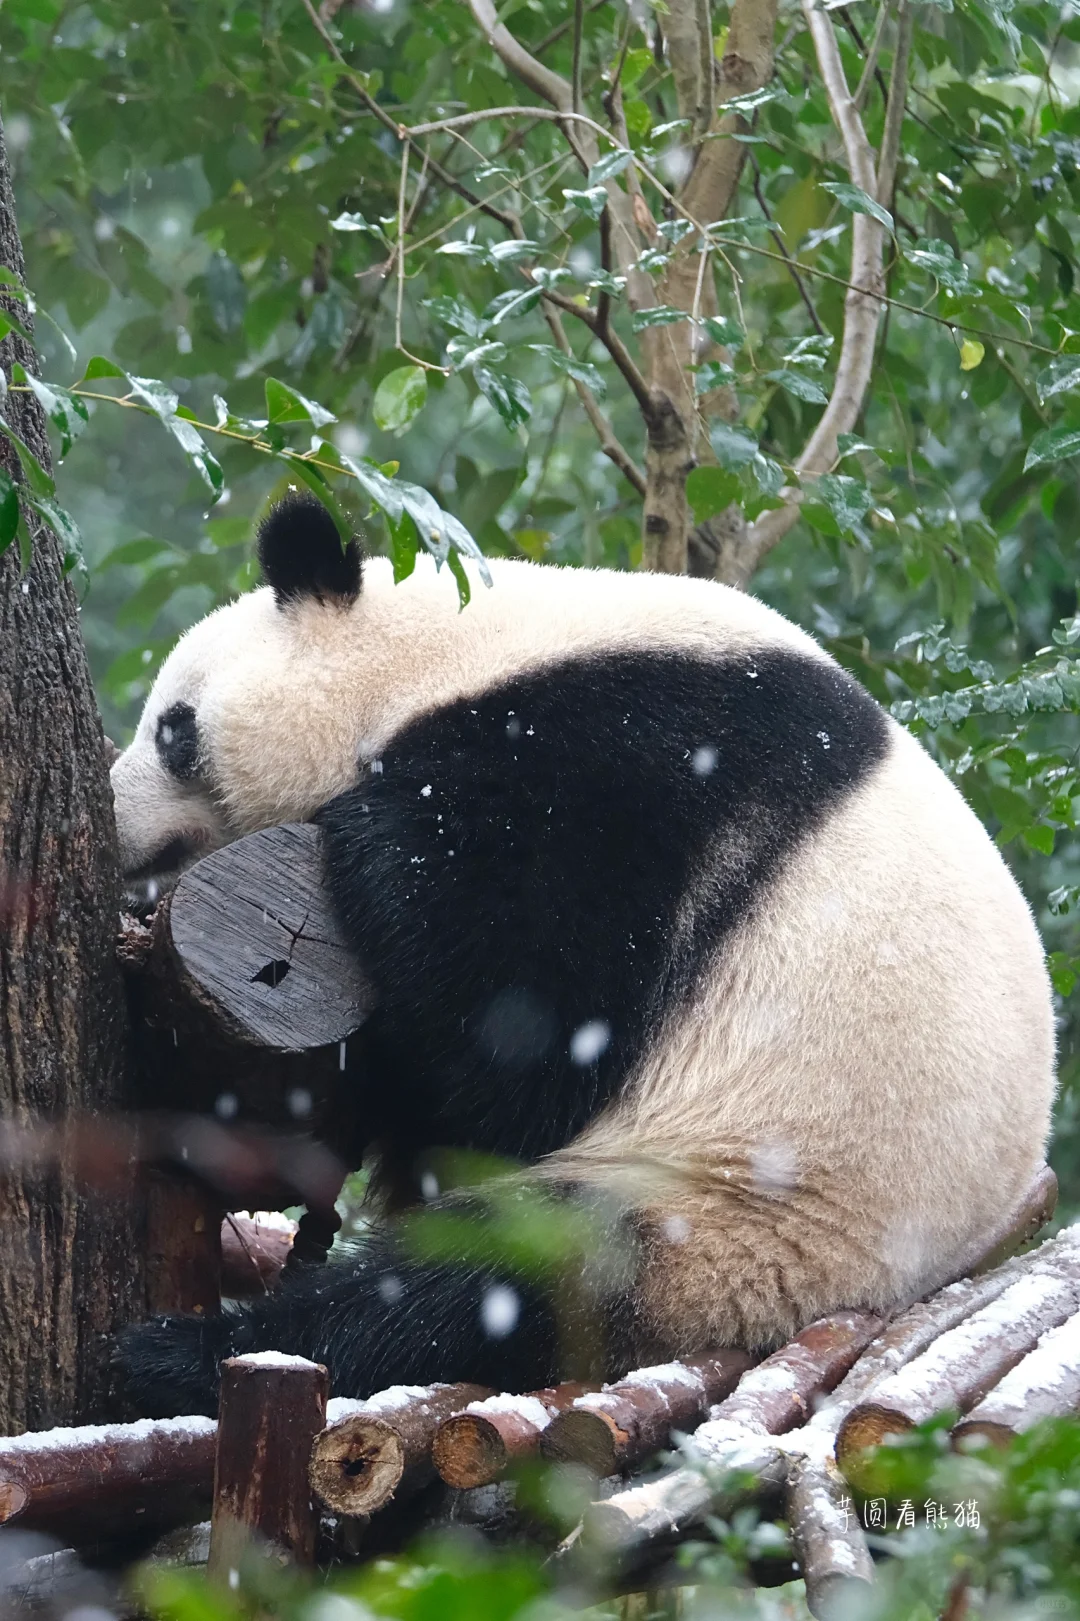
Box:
[168,823,373,1048]
[209,1352,327,1573]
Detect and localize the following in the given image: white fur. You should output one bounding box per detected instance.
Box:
[112,554,1056,1346]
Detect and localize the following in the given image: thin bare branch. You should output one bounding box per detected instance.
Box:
[853,0,895,112]
[750,155,824,335]
[876,0,913,205]
[735,0,887,581]
[572,0,584,117]
[539,300,647,496]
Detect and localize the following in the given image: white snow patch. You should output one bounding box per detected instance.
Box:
[236,1350,321,1369]
[0,1415,215,1453]
[466,1394,553,1428]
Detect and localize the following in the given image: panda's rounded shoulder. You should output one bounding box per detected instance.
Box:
[363,553,826,661]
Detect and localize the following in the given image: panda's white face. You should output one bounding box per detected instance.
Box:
[111,494,369,883]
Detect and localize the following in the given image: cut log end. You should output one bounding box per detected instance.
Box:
[0,1482,27,1524]
[309,1416,405,1515]
[541,1408,624,1477]
[835,1404,914,1485]
[952,1419,1014,1451]
[431,1415,509,1490]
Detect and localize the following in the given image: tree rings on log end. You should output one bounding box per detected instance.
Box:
[541,1408,624,1477]
[168,823,373,1048]
[835,1404,914,1488]
[432,1415,509,1489]
[310,1417,405,1516]
[0,1482,27,1524]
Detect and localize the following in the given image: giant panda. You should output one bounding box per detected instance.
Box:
[111,492,1055,1417]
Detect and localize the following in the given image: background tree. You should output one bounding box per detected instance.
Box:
[0,111,143,1433]
[1,0,1079,1215]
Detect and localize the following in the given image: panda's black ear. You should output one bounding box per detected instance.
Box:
[257,492,363,607]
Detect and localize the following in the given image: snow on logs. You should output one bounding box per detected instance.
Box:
[835,1223,1080,1481]
[309,1383,493,1517]
[952,1305,1080,1449]
[0,1414,217,1539]
[432,1385,595,1489]
[574,1312,882,1567]
[537,1353,755,1479]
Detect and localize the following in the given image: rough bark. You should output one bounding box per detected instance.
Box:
[0,111,144,1431]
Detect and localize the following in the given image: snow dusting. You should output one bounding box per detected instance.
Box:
[0,1415,215,1453]
[465,1394,553,1428]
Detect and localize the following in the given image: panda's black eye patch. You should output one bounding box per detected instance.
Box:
[156,702,201,780]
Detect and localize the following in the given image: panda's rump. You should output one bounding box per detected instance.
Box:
[552,722,1056,1350]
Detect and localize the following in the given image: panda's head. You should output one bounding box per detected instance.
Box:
[110,493,363,885]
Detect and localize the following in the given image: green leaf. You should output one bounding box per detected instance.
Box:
[699,315,745,350]
[631,306,689,331]
[0,415,54,495]
[446,338,508,371]
[815,473,872,531]
[487,286,542,325]
[265,377,337,430]
[329,211,387,240]
[100,536,173,568]
[905,239,972,292]
[372,366,428,435]
[1023,823,1055,855]
[0,469,18,558]
[766,369,829,404]
[423,296,489,341]
[1036,356,1080,404]
[527,345,607,398]
[164,415,224,496]
[387,508,419,584]
[686,466,741,522]
[710,422,759,469]
[562,187,608,221]
[447,550,471,611]
[280,454,353,540]
[587,148,633,186]
[820,181,895,234]
[339,454,404,523]
[1024,425,1080,471]
[23,491,83,569]
[127,374,179,419]
[475,368,532,431]
[22,374,89,459]
[693,361,736,394]
[81,356,126,382]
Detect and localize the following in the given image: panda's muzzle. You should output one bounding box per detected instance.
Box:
[123,833,205,886]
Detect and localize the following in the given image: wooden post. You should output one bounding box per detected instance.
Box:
[208,1353,327,1575]
[144,1170,223,1316]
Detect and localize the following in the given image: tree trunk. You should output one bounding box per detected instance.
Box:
[0,111,144,1431]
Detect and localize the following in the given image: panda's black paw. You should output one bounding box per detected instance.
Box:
[115,1310,240,1418]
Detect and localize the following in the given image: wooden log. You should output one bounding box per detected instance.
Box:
[953,1306,1080,1449]
[166,823,372,1049]
[221,1211,297,1298]
[208,1352,327,1574]
[816,1216,1080,1437]
[967,1164,1058,1276]
[786,1455,874,1621]
[0,1414,216,1539]
[539,1353,755,1478]
[310,1383,492,1517]
[710,1312,881,1436]
[836,1263,1080,1481]
[433,1384,594,1489]
[145,1169,223,1315]
[571,1312,879,1567]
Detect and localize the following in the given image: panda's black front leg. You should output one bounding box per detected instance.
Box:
[117,1224,563,1417]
